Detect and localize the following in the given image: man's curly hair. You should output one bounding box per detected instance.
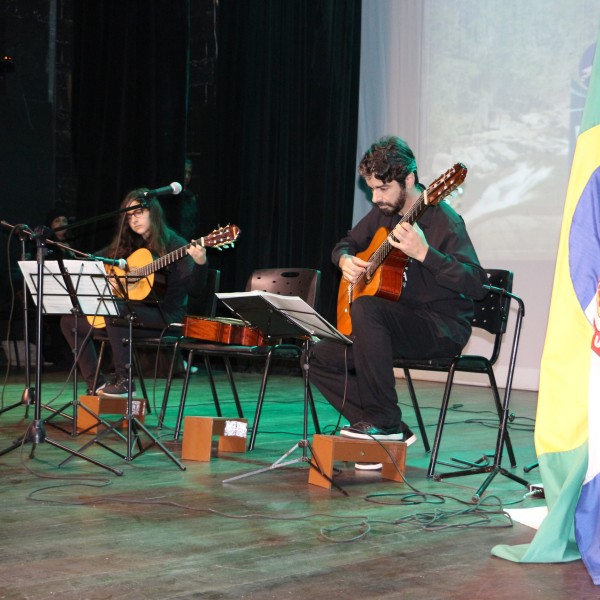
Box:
[358,136,419,186]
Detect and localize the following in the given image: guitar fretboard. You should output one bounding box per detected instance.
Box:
[350,191,428,292]
[130,243,194,278]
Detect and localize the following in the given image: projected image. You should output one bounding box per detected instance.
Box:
[418,2,600,262]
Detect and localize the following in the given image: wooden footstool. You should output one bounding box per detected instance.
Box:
[308,434,407,489]
[181,416,248,461]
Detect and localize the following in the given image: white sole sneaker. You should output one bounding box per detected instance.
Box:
[355,462,383,471]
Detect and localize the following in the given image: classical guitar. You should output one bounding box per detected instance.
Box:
[183,315,268,346]
[336,163,467,335]
[87,224,241,328]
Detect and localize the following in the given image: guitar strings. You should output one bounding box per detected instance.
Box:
[349,189,425,293]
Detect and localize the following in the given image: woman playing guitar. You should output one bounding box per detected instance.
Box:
[60,188,210,398]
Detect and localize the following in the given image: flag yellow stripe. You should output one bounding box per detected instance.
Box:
[535,125,600,455]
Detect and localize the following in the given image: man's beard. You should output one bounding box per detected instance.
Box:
[375,188,406,216]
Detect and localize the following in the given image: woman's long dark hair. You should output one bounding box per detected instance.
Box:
[104,188,180,258]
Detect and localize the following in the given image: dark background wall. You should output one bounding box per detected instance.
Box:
[0,0,56,308]
[0,0,361,325]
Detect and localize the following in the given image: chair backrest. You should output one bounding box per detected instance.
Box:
[245,268,321,309]
[187,268,221,317]
[473,268,513,363]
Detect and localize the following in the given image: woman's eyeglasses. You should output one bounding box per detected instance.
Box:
[126,208,146,221]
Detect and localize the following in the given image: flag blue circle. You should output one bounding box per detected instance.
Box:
[569,166,600,311]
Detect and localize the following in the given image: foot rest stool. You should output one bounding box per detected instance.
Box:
[308,434,407,489]
[77,395,147,434]
[181,416,248,461]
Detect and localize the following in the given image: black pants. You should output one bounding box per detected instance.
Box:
[60,303,170,389]
[307,295,463,430]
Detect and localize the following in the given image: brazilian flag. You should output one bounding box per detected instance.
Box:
[492,33,600,586]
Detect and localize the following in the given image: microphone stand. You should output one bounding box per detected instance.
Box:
[0,224,35,417]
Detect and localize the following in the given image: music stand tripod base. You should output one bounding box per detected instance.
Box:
[61,303,186,471]
[223,440,310,484]
[215,291,352,485]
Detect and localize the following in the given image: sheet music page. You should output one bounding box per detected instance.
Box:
[18,260,119,316]
[62,260,120,316]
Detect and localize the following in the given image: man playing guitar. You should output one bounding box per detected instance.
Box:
[307,136,488,458]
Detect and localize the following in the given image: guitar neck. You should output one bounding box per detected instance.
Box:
[121,224,240,279]
[130,242,194,278]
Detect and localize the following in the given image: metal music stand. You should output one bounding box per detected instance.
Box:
[216,291,352,484]
[20,259,121,435]
[59,272,186,471]
[0,236,122,475]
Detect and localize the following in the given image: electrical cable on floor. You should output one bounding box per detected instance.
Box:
[17,426,542,546]
[25,483,375,525]
[346,436,522,535]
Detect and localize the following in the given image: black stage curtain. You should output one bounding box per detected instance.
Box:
[212,0,362,322]
[72,0,190,251]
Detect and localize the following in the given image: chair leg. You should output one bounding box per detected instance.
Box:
[203,357,223,417]
[158,338,182,428]
[403,369,430,452]
[247,351,275,451]
[487,367,517,468]
[427,366,459,478]
[92,341,107,392]
[131,347,150,412]
[223,357,244,418]
[174,349,195,440]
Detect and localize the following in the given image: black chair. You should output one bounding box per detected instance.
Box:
[170,268,322,449]
[392,269,520,478]
[92,268,221,416]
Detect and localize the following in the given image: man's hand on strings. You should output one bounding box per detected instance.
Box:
[339,254,369,283]
[389,222,429,262]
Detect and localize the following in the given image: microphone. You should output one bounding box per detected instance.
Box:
[142,182,183,197]
[96,257,128,270]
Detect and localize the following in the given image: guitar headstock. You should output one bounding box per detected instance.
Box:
[199,224,241,250]
[425,163,467,206]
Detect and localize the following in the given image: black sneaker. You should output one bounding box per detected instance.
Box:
[340,421,416,445]
[96,375,137,398]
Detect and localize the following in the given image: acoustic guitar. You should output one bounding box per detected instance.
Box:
[183,315,268,346]
[87,224,240,328]
[336,163,467,335]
